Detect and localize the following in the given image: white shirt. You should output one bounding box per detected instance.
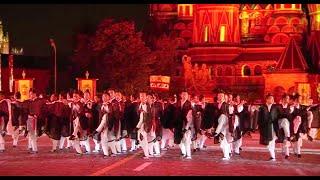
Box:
[267,104,272,112]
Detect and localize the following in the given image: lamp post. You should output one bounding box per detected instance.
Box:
[49,38,57,94]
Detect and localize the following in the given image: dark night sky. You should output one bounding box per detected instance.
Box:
[0,4,149,57]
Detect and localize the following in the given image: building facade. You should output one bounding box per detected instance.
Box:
[149,4,320,103]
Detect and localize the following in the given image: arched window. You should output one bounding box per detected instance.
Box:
[242,65,251,76]
[216,66,223,76]
[254,65,262,75]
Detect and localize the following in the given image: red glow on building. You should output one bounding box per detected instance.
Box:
[149,4,320,103]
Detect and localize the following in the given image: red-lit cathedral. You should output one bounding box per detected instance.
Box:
[148,4,320,104]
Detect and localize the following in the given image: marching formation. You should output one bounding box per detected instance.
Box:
[0,89,319,161]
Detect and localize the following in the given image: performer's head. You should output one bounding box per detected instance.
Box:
[192,95,200,103]
[50,94,57,102]
[235,94,240,103]
[265,93,274,105]
[139,92,147,104]
[72,90,81,102]
[281,93,290,104]
[217,92,225,103]
[228,94,233,102]
[84,89,91,100]
[107,89,115,99]
[224,94,229,103]
[147,93,153,104]
[294,94,302,104]
[94,95,100,103]
[115,91,122,101]
[102,92,110,103]
[14,91,21,100]
[29,88,37,99]
[308,97,313,106]
[180,91,189,102]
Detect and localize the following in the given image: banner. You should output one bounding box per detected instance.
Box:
[150,75,170,91]
[77,78,97,99]
[17,79,32,101]
[297,83,310,106]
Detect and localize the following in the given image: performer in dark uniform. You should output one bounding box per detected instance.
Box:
[150,93,163,156]
[290,94,309,158]
[78,89,94,154]
[136,92,154,159]
[212,92,231,160]
[69,90,85,155]
[58,93,73,150]
[125,95,140,152]
[10,91,27,148]
[107,89,121,154]
[92,91,117,157]
[44,94,62,152]
[174,91,193,159]
[276,94,292,159]
[24,89,47,154]
[91,93,102,153]
[116,91,127,153]
[258,94,279,161]
[160,96,176,150]
[191,95,203,152]
[0,92,11,152]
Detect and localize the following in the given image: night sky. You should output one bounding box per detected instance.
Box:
[0,4,149,57]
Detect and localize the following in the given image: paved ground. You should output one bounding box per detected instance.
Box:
[0,133,320,176]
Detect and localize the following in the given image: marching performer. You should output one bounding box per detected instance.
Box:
[276,94,292,159]
[212,92,231,160]
[92,92,117,158]
[0,92,11,152]
[69,90,85,155]
[290,94,309,158]
[160,96,176,150]
[136,92,154,159]
[258,94,279,161]
[174,91,193,159]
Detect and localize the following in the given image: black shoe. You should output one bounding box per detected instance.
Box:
[239,147,242,151]
[297,154,301,158]
[307,135,313,142]
[196,148,200,151]
[69,135,76,140]
[285,155,289,159]
[192,149,196,153]
[0,150,4,153]
[0,131,6,137]
[13,145,17,148]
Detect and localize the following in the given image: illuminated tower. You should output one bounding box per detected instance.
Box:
[0,21,3,53]
[240,4,273,43]
[149,4,177,20]
[192,4,240,44]
[308,4,320,31]
[2,32,9,54]
[266,4,307,44]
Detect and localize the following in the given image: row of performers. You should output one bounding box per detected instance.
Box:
[0,89,319,161]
